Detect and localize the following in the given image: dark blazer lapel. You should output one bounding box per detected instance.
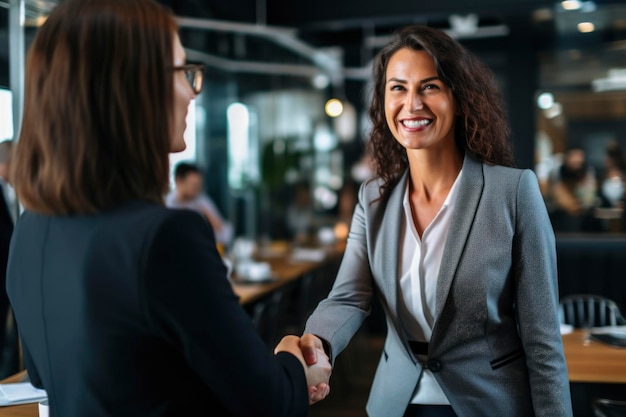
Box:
[377,171,408,329]
[434,155,484,320]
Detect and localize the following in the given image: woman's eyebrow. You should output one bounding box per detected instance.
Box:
[386,76,441,84]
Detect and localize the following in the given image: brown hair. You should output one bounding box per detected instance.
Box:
[367,25,515,198]
[12,0,177,214]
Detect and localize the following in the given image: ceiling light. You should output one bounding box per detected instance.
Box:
[537,92,555,110]
[312,74,330,90]
[561,1,582,10]
[577,22,595,33]
[325,98,343,118]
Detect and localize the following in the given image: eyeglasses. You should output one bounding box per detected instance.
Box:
[173,64,205,95]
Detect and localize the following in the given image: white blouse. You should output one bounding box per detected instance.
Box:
[397,166,463,405]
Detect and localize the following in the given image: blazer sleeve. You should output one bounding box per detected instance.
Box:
[304,182,374,362]
[141,210,308,417]
[513,170,573,416]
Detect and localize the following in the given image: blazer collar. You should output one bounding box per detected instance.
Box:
[434,154,484,319]
[378,170,408,332]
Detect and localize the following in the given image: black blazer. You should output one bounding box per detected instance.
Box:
[7,201,308,417]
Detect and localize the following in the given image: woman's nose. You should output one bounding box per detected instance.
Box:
[407,93,424,112]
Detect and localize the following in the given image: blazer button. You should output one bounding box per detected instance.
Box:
[427,360,442,373]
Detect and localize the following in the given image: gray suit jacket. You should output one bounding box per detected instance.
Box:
[305,155,573,417]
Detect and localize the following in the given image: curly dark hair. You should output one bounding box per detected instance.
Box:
[367,24,515,198]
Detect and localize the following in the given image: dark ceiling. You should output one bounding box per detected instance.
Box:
[160,0,626,88]
[2,0,626,90]
[164,0,555,67]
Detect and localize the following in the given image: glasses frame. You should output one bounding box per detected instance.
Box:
[173,63,205,95]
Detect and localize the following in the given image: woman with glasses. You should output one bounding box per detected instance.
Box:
[6,0,330,416]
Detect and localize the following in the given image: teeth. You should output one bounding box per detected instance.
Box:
[402,119,431,128]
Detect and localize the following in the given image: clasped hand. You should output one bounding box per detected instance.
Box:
[275,334,332,404]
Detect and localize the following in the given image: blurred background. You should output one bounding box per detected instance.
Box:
[2,2,626,416]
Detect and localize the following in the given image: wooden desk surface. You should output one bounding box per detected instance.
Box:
[562,329,626,383]
[0,371,37,417]
[232,257,320,305]
[0,402,36,417]
[232,242,344,305]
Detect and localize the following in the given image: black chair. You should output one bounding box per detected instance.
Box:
[296,266,336,331]
[559,294,626,328]
[556,234,626,314]
[250,288,293,350]
[592,398,626,417]
[0,309,21,379]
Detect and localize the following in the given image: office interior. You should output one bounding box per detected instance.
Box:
[1,1,626,416]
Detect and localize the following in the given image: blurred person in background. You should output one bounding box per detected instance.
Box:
[6,1,330,416]
[282,24,572,417]
[166,161,233,250]
[598,141,625,208]
[549,146,600,232]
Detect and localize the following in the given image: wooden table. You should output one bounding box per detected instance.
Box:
[0,371,37,417]
[231,257,322,305]
[0,400,35,416]
[562,329,626,383]
[232,242,345,305]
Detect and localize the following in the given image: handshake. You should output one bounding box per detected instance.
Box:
[275,334,332,405]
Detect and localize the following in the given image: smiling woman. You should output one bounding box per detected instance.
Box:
[285,24,574,417]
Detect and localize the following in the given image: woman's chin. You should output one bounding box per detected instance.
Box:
[170,139,187,153]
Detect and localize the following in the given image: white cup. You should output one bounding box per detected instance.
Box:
[317,226,336,245]
[235,260,271,281]
[38,399,49,417]
[232,238,256,261]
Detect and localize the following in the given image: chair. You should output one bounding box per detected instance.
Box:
[555,235,626,314]
[296,264,337,331]
[559,294,626,328]
[251,288,294,350]
[592,398,626,417]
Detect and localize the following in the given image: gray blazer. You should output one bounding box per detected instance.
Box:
[305,154,573,417]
